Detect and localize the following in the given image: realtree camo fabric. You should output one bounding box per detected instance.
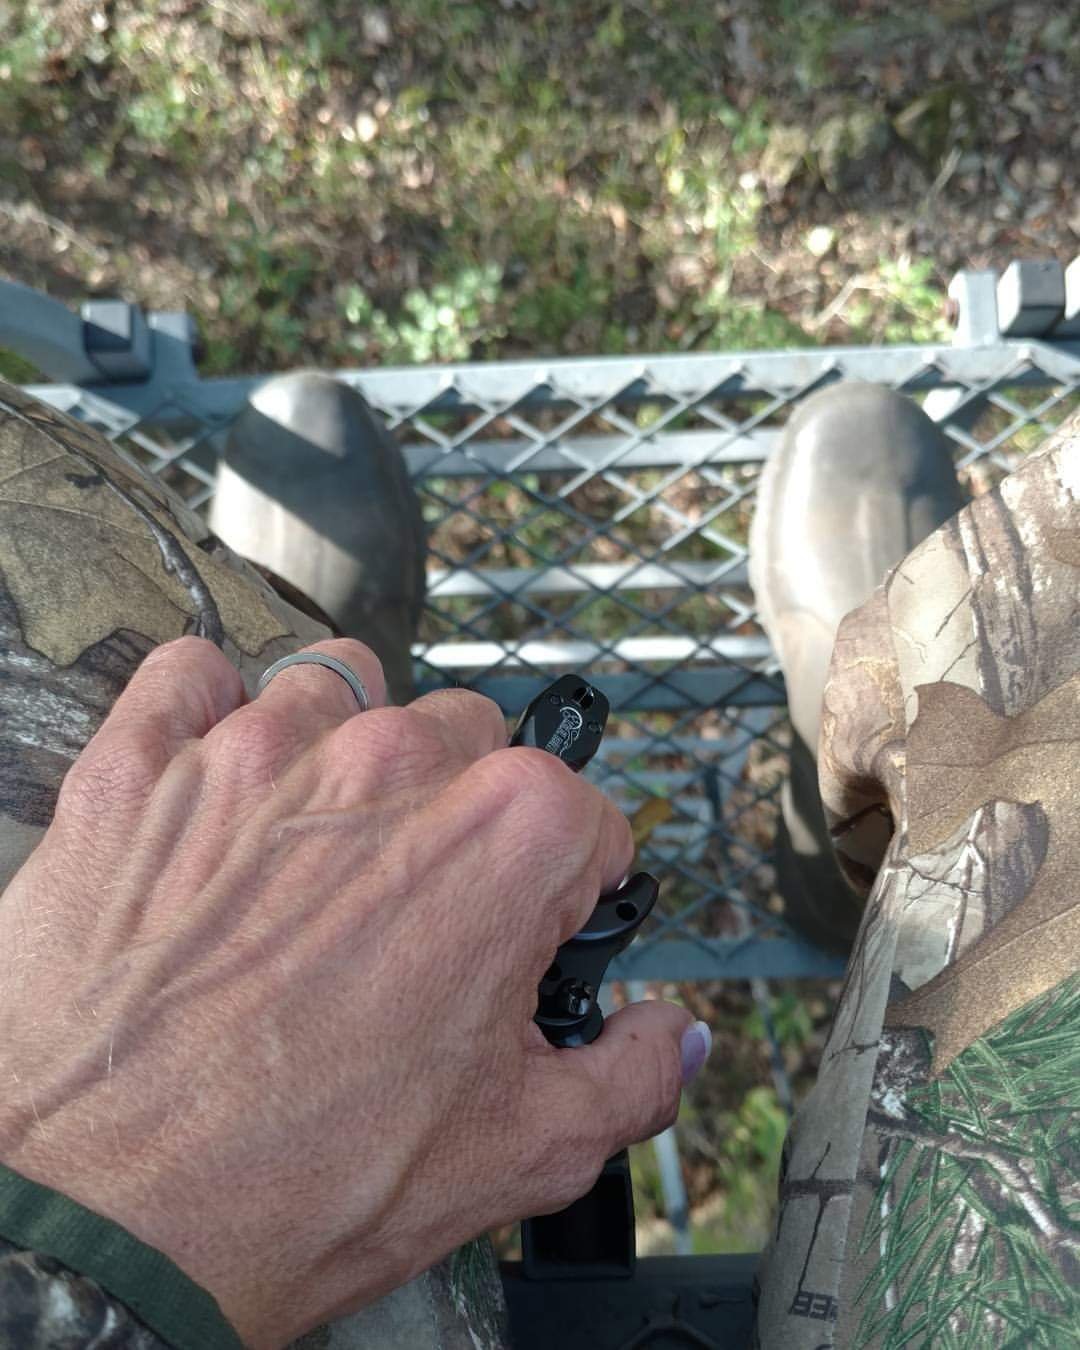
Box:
[0,381,508,1350]
[755,413,1080,1348]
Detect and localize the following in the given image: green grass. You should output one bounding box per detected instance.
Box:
[0,347,41,382]
[6,0,1058,376]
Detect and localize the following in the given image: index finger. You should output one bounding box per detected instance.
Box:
[86,636,246,769]
[461,746,635,937]
[406,687,510,763]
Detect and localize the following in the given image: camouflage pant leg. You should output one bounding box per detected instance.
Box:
[0,381,508,1350]
[754,413,1080,1347]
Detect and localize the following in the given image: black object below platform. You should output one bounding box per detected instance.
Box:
[501,1253,757,1349]
[521,1151,635,1280]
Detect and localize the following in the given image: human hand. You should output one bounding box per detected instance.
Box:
[0,637,702,1347]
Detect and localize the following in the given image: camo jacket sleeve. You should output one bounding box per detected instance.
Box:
[0,1237,169,1350]
[754,408,1080,1349]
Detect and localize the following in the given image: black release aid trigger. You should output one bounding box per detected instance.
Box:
[510,673,608,773]
[510,674,656,1049]
[535,872,658,1048]
[513,675,657,1283]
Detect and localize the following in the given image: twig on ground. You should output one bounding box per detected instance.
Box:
[807,274,867,333]
[0,198,108,265]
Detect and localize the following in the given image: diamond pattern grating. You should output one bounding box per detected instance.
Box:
[29,341,1080,986]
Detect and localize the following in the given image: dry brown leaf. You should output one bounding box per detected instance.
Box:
[630,796,673,851]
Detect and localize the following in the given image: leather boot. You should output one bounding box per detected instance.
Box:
[749,382,966,950]
[212,372,427,704]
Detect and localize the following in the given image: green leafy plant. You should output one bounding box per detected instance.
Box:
[0,10,51,79]
[744,991,814,1049]
[688,1086,789,1252]
[847,257,952,345]
[342,264,503,365]
[0,347,41,382]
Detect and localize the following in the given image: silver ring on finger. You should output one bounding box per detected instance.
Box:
[256,652,370,712]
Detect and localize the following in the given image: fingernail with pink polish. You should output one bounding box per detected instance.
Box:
[680,1020,712,1085]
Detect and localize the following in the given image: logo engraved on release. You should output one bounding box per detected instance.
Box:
[545,705,583,756]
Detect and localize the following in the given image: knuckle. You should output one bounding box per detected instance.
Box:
[421,688,507,749]
[462,750,608,914]
[448,687,505,725]
[494,748,600,866]
[334,706,446,780]
[134,636,228,699]
[476,747,577,823]
[206,707,289,779]
[131,638,239,730]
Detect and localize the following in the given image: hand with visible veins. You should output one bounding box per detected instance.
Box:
[0,636,703,1348]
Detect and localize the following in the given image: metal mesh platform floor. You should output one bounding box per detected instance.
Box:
[27,332,1080,984]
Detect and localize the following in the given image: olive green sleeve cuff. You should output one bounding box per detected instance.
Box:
[0,1163,244,1350]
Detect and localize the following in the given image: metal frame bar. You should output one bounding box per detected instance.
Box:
[22,337,1080,426]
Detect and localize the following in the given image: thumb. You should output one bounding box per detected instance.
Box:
[571,1000,711,1151]
[516,1002,711,1219]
